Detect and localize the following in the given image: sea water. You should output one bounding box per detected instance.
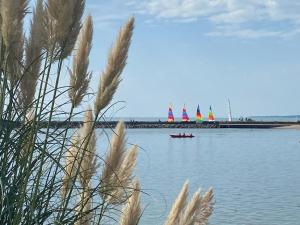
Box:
[96,128,300,225]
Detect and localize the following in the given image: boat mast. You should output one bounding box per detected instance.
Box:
[228,99,232,122]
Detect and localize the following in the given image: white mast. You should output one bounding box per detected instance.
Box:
[228,99,232,122]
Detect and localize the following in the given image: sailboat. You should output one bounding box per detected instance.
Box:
[208,105,215,121]
[182,105,190,122]
[228,99,232,122]
[196,105,203,123]
[167,105,174,122]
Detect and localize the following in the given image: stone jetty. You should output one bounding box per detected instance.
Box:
[2,120,298,129]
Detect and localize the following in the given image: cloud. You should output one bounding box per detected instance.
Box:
[136,0,300,38]
[206,26,283,39]
[86,0,136,29]
[86,0,300,39]
[137,0,300,24]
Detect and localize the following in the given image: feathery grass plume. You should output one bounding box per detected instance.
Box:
[69,16,93,107]
[79,108,98,188]
[119,180,141,225]
[179,190,201,225]
[164,181,189,225]
[109,145,138,203]
[0,1,2,36]
[101,121,126,183]
[0,0,28,87]
[61,134,80,199]
[46,0,84,59]
[94,17,134,116]
[195,188,214,225]
[101,121,138,203]
[0,0,27,48]
[75,184,92,225]
[20,0,45,110]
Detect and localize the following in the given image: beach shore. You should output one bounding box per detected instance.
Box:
[275,124,300,129]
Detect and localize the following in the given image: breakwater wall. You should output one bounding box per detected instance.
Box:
[2,120,299,129]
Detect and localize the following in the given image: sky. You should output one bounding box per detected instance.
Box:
[31,0,300,118]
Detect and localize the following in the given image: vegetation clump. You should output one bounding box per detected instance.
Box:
[0,1,214,224]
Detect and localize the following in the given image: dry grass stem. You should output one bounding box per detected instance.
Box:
[69,15,93,107]
[20,108,35,158]
[119,180,141,225]
[61,134,80,199]
[164,181,189,225]
[79,108,98,188]
[46,0,84,59]
[94,17,134,115]
[20,0,45,110]
[75,184,92,225]
[25,108,35,124]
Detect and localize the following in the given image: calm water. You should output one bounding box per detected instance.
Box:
[97,128,300,225]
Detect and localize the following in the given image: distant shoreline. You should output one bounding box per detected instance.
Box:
[2,120,300,129]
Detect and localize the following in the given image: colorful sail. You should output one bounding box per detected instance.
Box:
[208,105,215,121]
[196,105,203,122]
[182,105,190,122]
[167,106,174,122]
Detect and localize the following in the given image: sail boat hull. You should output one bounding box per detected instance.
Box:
[170,134,195,138]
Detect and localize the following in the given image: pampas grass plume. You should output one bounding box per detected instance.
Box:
[195,187,214,225]
[109,144,138,203]
[1,0,28,86]
[94,17,134,115]
[164,181,189,225]
[46,0,84,58]
[179,190,201,225]
[79,108,98,188]
[0,0,28,48]
[61,134,79,199]
[21,0,45,110]
[69,15,93,107]
[101,121,126,183]
[0,1,2,35]
[100,122,139,204]
[119,180,141,225]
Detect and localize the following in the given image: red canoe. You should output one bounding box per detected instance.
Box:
[170,134,195,138]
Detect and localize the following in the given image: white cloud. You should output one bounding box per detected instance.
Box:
[86,1,136,29]
[137,0,300,24]
[87,0,300,39]
[136,0,300,38]
[206,27,283,39]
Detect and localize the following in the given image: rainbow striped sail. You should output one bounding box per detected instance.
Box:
[167,106,174,122]
[208,105,215,121]
[182,106,190,122]
[196,105,203,122]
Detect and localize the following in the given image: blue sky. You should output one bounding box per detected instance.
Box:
[30,0,300,118]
